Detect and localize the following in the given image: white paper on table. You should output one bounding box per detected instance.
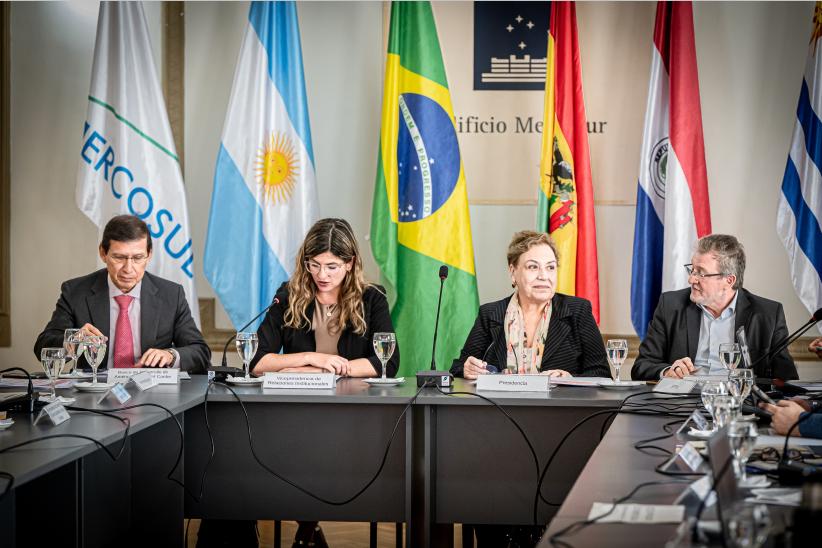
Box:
[549,377,612,387]
[756,434,822,447]
[587,503,685,524]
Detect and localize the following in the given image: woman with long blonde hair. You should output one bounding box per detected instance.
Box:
[250,218,399,378]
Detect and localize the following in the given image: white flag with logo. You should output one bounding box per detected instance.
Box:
[76,1,199,325]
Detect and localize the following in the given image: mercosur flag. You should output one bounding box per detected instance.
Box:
[76,1,199,326]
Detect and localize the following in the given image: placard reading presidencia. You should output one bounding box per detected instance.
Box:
[476,374,550,392]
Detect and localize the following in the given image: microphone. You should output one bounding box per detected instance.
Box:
[417,266,454,388]
[0,367,36,414]
[749,307,822,379]
[217,297,280,370]
[430,265,448,370]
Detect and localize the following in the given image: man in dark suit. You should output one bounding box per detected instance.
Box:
[632,234,797,381]
[34,215,210,373]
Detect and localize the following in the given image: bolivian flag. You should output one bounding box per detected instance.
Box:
[538,2,600,322]
[370,1,479,376]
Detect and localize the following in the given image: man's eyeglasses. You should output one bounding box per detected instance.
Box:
[305,261,344,275]
[683,264,725,280]
[109,254,148,266]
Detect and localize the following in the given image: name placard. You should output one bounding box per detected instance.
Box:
[263,373,336,390]
[653,378,697,394]
[107,368,179,385]
[35,401,70,426]
[130,371,159,391]
[675,442,705,472]
[476,374,550,392]
[97,383,132,405]
[677,410,710,434]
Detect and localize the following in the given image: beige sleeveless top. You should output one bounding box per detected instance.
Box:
[312,301,342,355]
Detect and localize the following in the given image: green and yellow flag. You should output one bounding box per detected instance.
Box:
[370,1,479,377]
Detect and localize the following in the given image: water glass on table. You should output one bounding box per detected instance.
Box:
[372,332,396,379]
[83,335,107,385]
[728,420,758,485]
[235,332,258,379]
[63,328,82,375]
[606,339,628,383]
[40,347,66,401]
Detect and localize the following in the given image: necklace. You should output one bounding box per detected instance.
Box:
[324,303,337,317]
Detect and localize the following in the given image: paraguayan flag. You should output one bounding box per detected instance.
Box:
[777,2,822,324]
[204,1,318,329]
[77,1,200,326]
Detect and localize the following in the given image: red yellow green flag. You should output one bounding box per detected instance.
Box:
[537,1,600,322]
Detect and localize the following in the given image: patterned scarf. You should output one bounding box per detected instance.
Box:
[504,293,552,374]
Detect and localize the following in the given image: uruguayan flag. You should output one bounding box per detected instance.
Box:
[777,8,822,324]
[204,1,318,329]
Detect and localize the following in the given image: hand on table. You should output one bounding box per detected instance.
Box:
[463,356,489,380]
[664,358,696,379]
[760,400,805,436]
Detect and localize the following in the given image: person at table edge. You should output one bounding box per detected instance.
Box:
[451,230,609,380]
[631,234,798,381]
[249,217,398,378]
[34,214,210,373]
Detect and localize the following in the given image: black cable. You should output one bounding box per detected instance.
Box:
[0,407,131,500]
[203,379,433,506]
[86,401,210,502]
[547,479,690,546]
[432,386,551,526]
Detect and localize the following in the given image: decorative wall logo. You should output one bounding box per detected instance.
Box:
[649,137,668,199]
[255,133,299,204]
[473,2,550,90]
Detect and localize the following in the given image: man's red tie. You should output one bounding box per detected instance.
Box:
[113,295,135,368]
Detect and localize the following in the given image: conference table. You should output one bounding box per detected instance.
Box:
[0,375,646,547]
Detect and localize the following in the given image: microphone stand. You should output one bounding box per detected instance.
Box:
[430,272,446,371]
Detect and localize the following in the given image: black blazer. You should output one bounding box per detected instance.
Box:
[450,293,609,378]
[34,269,211,373]
[250,282,399,377]
[631,288,798,380]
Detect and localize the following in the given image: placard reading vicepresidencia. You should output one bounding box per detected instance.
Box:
[263,373,336,390]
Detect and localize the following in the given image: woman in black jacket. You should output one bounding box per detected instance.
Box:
[250,217,398,378]
[451,230,607,380]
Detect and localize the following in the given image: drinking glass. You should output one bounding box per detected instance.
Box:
[63,329,81,375]
[728,368,754,410]
[40,347,66,400]
[606,339,628,383]
[728,420,759,484]
[235,332,258,379]
[713,395,735,430]
[372,332,396,380]
[83,335,107,385]
[719,343,742,371]
[724,502,770,548]
[701,381,728,431]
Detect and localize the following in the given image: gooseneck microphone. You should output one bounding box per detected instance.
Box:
[430,265,449,371]
[749,307,822,379]
[219,297,280,369]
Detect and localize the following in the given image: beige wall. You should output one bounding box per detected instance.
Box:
[1,1,820,378]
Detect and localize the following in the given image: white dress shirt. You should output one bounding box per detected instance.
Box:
[694,291,738,375]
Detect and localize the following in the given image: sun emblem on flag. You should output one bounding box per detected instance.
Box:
[255,133,299,204]
[813,2,822,52]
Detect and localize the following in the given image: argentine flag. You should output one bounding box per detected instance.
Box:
[777,3,822,325]
[204,1,318,329]
[630,2,712,340]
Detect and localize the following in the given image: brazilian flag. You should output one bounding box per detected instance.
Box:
[370,1,479,377]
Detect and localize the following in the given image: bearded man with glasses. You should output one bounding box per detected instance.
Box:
[631,234,797,381]
[34,214,210,373]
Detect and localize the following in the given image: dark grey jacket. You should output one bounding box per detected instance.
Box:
[631,288,797,380]
[34,269,211,373]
